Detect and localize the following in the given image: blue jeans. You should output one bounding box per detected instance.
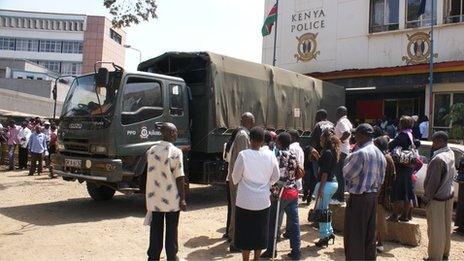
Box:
[314,181,338,239]
[281,198,301,256]
[267,198,301,257]
[8,144,16,170]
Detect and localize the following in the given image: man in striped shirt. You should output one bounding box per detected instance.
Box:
[342,123,386,261]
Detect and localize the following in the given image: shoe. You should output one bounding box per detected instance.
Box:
[222,233,229,239]
[376,245,384,253]
[229,245,240,253]
[315,237,330,248]
[261,250,277,258]
[328,233,335,244]
[282,232,289,239]
[330,199,340,205]
[398,216,409,222]
[287,251,301,260]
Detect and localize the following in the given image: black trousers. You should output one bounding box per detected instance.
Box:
[148,211,180,261]
[29,152,43,175]
[226,181,231,236]
[18,147,28,169]
[344,193,377,261]
[333,153,347,202]
[303,161,318,202]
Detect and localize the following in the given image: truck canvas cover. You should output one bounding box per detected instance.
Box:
[138,52,344,153]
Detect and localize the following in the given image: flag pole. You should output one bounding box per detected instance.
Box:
[428,0,434,137]
[272,0,279,66]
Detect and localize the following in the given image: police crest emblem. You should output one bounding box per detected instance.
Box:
[295,32,320,62]
[402,31,438,65]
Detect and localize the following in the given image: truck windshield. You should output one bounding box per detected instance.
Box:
[61,73,121,117]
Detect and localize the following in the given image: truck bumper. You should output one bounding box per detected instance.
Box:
[52,154,124,183]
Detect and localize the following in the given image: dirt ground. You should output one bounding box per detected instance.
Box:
[1,168,463,261]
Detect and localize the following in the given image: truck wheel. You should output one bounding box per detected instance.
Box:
[86,182,115,201]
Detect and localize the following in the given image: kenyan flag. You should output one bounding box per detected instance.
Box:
[262,3,278,37]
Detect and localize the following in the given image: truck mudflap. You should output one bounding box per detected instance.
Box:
[51,154,124,183]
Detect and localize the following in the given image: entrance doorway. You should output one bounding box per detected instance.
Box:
[383,98,421,119]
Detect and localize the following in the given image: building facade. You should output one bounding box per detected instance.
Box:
[262,0,464,136]
[0,9,126,76]
[0,58,69,118]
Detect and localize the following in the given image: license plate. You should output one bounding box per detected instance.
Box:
[65,159,82,168]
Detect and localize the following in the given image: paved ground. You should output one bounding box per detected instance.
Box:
[1,167,464,260]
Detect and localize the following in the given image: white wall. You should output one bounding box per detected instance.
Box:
[0,50,83,62]
[262,0,464,73]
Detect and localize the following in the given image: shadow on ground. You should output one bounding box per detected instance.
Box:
[0,185,226,227]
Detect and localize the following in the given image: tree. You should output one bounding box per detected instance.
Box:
[103,0,157,28]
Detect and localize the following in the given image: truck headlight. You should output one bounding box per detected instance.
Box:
[90,145,107,154]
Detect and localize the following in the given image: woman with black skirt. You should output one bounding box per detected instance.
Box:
[232,127,280,261]
[388,116,415,222]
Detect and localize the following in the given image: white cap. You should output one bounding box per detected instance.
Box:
[44,121,51,125]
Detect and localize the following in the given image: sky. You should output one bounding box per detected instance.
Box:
[0,0,266,71]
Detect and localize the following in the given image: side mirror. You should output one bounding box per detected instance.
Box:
[96,67,109,87]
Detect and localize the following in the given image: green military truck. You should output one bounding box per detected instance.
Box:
[52,52,344,200]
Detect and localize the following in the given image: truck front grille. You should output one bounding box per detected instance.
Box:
[63,138,90,153]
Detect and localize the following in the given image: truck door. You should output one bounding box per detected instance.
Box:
[117,75,165,157]
[166,82,190,148]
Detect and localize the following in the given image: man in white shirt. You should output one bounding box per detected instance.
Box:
[333,106,353,205]
[145,123,186,261]
[419,116,429,140]
[226,112,254,252]
[17,121,31,169]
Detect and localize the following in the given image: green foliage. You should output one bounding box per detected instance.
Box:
[104,0,157,28]
[444,103,464,140]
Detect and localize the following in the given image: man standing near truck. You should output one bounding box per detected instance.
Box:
[144,123,186,261]
[227,112,255,252]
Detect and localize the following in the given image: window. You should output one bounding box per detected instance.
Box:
[62,41,83,54]
[445,0,464,23]
[61,62,82,75]
[39,40,62,53]
[26,75,34,80]
[434,94,451,127]
[0,37,15,50]
[16,39,39,52]
[110,29,122,45]
[369,0,400,33]
[38,60,61,73]
[121,78,163,125]
[407,0,437,28]
[169,84,184,116]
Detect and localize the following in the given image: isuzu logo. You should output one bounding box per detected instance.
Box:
[69,123,83,129]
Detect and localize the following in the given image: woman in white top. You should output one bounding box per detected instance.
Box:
[232,127,280,261]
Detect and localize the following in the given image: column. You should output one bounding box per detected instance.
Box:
[399,0,406,30]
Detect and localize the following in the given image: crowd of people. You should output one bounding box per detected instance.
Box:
[0,117,58,178]
[144,108,459,261]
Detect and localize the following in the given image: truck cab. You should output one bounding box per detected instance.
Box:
[53,66,190,200]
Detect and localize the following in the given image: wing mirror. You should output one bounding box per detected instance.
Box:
[95,67,109,87]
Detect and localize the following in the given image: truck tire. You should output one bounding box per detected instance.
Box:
[86,182,115,201]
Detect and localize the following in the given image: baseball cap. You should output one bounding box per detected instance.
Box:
[355,123,374,136]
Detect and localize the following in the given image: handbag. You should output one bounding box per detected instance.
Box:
[307,195,332,223]
[295,164,305,179]
[392,132,419,167]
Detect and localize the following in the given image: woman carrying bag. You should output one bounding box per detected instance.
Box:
[312,129,341,247]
